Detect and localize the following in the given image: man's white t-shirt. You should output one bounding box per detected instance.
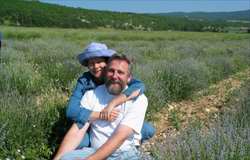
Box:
[80,84,148,151]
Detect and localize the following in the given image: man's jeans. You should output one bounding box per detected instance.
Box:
[77,121,155,148]
[61,147,140,160]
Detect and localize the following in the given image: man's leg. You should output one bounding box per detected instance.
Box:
[53,123,90,160]
[60,148,96,160]
[141,121,155,143]
[108,147,140,160]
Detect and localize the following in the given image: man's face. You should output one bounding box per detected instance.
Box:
[105,59,131,95]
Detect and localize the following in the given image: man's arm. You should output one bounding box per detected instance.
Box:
[86,95,148,160]
[86,125,133,160]
[53,123,90,160]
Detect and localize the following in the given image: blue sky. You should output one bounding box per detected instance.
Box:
[40,0,250,13]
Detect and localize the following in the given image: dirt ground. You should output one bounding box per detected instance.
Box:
[141,68,250,155]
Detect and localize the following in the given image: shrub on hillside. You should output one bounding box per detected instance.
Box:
[205,56,236,83]
[162,58,209,101]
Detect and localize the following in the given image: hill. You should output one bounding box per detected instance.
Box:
[158,10,250,23]
[0,0,249,32]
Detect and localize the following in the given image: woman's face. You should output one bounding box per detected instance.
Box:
[87,57,107,79]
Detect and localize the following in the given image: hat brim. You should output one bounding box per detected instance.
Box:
[78,49,116,66]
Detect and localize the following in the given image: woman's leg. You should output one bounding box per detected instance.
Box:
[140,121,155,143]
[53,123,90,160]
[76,131,90,149]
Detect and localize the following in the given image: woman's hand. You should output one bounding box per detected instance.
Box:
[99,108,119,121]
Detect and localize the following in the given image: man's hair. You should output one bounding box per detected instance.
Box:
[107,54,132,74]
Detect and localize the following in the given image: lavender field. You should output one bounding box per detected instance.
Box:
[0,26,250,159]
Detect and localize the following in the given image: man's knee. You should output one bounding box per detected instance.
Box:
[60,148,96,160]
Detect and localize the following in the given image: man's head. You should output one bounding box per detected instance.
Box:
[105,54,132,95]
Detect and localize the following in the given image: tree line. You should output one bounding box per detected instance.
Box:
[0,0,249,32]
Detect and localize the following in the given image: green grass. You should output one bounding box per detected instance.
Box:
[0,26,250,159]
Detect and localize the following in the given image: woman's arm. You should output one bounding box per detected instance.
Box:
[124,78,145,98]
[66,73,96,127]
[66,72,120,124]
[100,78,145,120]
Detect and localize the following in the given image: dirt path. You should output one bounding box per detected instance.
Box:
[141,68,250,154]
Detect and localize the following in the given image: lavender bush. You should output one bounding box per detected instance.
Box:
[152,81,250,160]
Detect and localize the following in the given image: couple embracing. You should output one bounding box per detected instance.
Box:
[53,42,155,160]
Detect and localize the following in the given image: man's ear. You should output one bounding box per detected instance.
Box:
[128,74,132,83]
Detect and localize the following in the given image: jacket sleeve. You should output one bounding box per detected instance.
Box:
[123,78,145,98]
[66,74,94,127]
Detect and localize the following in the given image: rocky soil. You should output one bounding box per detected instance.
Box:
[140,68,250,159]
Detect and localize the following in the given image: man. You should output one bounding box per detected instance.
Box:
[55,54,148,160]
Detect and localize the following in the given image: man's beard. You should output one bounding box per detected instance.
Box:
[105,79,125,95]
